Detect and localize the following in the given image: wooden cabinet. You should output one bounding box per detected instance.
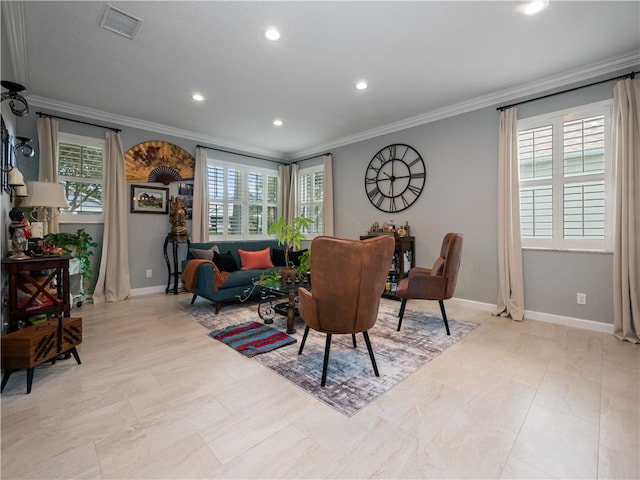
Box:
[360,235,415,299]
[2,256,71,333]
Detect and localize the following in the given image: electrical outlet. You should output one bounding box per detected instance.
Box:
[146,269,152,278]
[577,293,586,305]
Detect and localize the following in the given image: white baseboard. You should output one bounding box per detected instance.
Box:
[452,297,613,334]
[130,285,166,296]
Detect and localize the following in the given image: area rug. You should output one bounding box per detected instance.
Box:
[209,321,296,357]
[185,299,478,417]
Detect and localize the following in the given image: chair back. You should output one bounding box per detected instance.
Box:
[434,233,463,299]
[307,235,395,333]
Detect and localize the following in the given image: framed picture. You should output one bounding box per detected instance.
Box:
[130,184,169,214]
[178,181,194,220]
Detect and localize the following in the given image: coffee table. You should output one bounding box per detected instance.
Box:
[256,280,310,334]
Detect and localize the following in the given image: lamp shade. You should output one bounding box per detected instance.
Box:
[7,166,25,187]
[21,181,69,208]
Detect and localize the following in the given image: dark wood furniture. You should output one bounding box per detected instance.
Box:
[360,235,415,299]
[163,233,190,294]
[256,279,311,334]
[1,317,82,394]
[2,255,71,333]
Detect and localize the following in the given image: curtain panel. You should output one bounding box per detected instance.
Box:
[93,131,130,303]
[191,146,209,243]
[612,78,640,343]
[494,108,525,321]
[36,117,60,234]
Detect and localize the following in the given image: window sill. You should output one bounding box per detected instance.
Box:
[522,246,613,254]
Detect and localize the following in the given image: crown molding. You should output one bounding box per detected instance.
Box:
[25,50,639,163]
[27,95,288,161]
[289,50,640,160]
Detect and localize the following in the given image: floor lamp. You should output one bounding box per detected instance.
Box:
[20,181,70,236]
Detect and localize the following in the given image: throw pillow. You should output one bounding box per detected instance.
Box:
[289,249,308,267]
[189,245,219,261]
[238,247,274,270]
[271,248,287,267]
[213,251,239,272]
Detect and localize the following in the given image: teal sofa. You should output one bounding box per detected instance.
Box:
[182,239,281,313]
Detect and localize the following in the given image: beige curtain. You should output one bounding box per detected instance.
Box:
[278,164,290,222]
[288,163,299,224]
[93,131,130,303]
[494,107,525,321]
[191,147,209,242]
[323,154,334,236]
[36,117,60,234]
[613,78,640,343]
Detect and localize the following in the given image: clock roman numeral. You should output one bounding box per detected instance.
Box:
[410,172,425,179]
[367,187,381,201]
[407,184,422,196]
[407,157,422,168]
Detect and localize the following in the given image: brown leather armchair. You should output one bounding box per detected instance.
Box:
[297,235,395,387]
[396,233,463,335]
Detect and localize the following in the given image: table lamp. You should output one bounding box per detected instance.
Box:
[20,181,69,236]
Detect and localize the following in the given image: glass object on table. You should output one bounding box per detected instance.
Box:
[10,228,29,259]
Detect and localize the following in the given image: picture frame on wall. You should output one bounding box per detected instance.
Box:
[178,181,194,220]
[130,184,169,214]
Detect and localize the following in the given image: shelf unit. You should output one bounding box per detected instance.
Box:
[2,255,71,333]
[360,235,415,299]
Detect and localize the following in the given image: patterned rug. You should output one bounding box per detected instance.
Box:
[185,299,478,417]
[209,321,296,357]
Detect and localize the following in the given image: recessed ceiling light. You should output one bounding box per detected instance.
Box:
[265,28,280,41]
[524,0,548,15]
[356,81,368,90]
[273,119,283,126]
[192,93,205,102]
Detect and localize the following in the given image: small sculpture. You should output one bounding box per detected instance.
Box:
[169,196,188,237]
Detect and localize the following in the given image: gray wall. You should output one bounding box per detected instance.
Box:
[6,66,636,325]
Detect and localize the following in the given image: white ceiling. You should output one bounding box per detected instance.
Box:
[5,1,640,160]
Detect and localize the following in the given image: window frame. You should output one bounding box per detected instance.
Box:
[57,131,105,224]
[297,164,324,239]
[205,158,279,240]
[517,100,613,252]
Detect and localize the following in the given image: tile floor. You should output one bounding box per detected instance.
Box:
[1,293,638,479]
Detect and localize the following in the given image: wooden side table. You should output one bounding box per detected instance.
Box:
[2,255,71,333]
[163,233,190,294]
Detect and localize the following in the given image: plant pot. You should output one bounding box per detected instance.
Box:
[279,267,297,285]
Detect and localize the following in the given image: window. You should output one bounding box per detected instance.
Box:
[298,165,324,237]
[58,132,105,222]
[517,101,612,251]
[206,160,279,238]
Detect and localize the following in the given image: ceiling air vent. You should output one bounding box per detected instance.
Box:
[100,4,143,39]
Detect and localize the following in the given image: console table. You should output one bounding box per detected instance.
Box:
[163,233,190,294]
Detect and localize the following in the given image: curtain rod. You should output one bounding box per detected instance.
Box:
[36,112,121,132]
[497,70,637,111]
[293,152,332,164]
[196,144,287,165]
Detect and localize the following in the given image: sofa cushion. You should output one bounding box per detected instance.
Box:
[271,248,286,267]
[239,247,274,270]
[189,245,219,261]
[289,249,308,267]
[213,251,239,272]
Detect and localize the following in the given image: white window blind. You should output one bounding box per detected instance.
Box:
[206,160,279,239]
[57,132,105,222]
[298,165,324,236]
[517,101,612,251]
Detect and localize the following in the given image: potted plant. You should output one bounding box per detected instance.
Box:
[268,215,313,282]
[46,228,98,283]
[297,249,311,283]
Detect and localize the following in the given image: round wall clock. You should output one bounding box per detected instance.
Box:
[364,143,426,213]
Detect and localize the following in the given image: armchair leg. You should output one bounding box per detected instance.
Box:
[439,300,451,335]
[362,331,379,377]
[321,334,332,387]
[190,294,197,304]
[397,299,407,331]
[352,334,357,348]
[298,325,310,355]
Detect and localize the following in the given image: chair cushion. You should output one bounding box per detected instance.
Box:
[213,251,239,272]
[239,247,274,270]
